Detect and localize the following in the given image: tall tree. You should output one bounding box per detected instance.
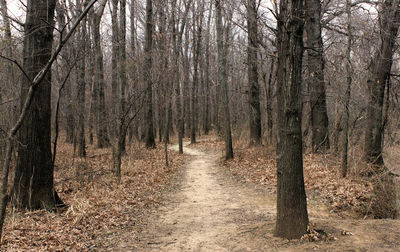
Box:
[203,0,212,135]
[144,0,156,148]
[247,0,261,146]
[190,1,204,144]
[119,0,127,153]
[76,0,88,157]
[215,0,233,160]
[275,0,308,239]
[12,0,57,210]
[364,0,400,165]
[341,0,352,177]
[91,0,110,148]
[305,0,330,152]
[111,0,120,138]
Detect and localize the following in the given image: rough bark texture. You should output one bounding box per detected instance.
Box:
[247,0,261,146]
[364,0,400,165]
[275,0,309,239]
[216,0,233,160]
[305,0,330,152]
[144,0,155,148]
[12,0,57,210]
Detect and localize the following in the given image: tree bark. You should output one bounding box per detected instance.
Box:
[119,0,127,153]
[247,0,262,146]
[111,0,120,139]
[305,0,330,152]
[274,0,309,239]
[12,0,57,210]
[216,0,233,160]
[191,3,204,144]
[144,0,156,148]
[91,0,110,148]
[364,0,400,165]
[341,0,352,177]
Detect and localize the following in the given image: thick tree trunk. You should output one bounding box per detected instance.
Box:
[247,0,262,146]
[12,0,57,210]
[274,0,309,239]
[216,0,233,160]
[364,0,400,165]
[144,0,156,148]
[305,0,330,152]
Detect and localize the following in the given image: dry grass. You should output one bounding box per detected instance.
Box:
[198,136,376,216]
[2,140,184,251]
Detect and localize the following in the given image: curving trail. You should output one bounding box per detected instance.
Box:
[100,141,400,251]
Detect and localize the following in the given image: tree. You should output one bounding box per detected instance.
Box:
[90,0,110,148]
[76,0,89,157]
[341,0,352,177]
[216,0,233,160]
[144,0,156,148]
[12,0,57,210]
[364,0,400,166]
[190,1,204,144]
[247,0,262,146]
[304,0,330,152]
[274,0,308,239]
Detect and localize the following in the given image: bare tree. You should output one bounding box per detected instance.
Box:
[90,0,110,148]
[247,0,261,146]
[216,0,233,160]
[305,0,330,152]
[144,0,156,148]
[274,0,309,239]
[364,0,400,166]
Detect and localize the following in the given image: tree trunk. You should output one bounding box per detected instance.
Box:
[191,4,204,144]
[216,0,233,160]
[247,0,262,146]
[274,0,309,239]
[91,0,110,148]
[144,0,156,148]
[76,1,88,157]
[364,0,400,165]
[341,0,352,177]
[119,0,127,154]
[305,0,330,152]
[12,0,57,210]
[111,0,120,139]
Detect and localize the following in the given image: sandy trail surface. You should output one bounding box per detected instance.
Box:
[97,142,400,251]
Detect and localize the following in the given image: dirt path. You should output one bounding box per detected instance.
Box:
[102,142,400,251]
[132,143,277,251]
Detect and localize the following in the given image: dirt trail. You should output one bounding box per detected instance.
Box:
[103,142,400,251]
[133,143,276,251]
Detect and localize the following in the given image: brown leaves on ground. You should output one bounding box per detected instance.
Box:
[198,138,373,215]
[2,141,183,251]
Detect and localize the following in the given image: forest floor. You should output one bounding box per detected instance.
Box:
[98,138,400,251]
[2,136,400,251]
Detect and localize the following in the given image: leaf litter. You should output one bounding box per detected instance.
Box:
[2,141,183,251]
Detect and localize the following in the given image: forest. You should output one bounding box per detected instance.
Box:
[0,0,400,250]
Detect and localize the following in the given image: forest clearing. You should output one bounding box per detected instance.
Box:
[1,0,400,251]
